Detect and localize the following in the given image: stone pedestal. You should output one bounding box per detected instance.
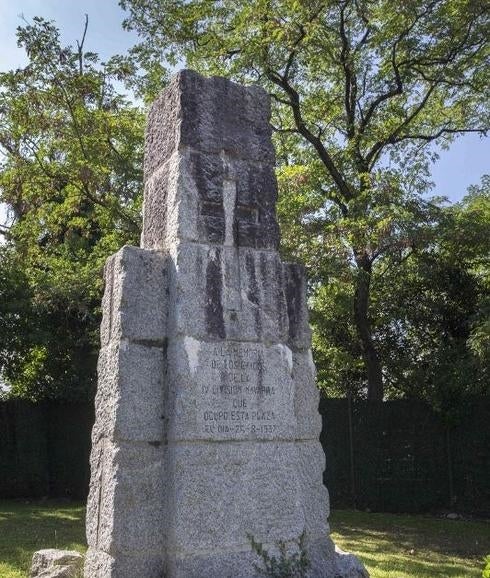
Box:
[85,70,368,578]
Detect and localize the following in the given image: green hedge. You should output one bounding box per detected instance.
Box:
[0,401,94,499]
[320,397,490,515]
[1,398,489,514]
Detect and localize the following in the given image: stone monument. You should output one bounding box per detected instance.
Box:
[85,70,367,578]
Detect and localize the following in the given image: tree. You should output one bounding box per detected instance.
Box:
[277,167,490,407]
[459,176,490,367]
[120,0,489,399]
[276,161,444,399]
[0,17,144,400]
[374,176,490,415]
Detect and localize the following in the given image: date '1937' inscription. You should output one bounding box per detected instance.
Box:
[199,344,280,438]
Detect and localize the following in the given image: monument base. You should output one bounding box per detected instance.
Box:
[85,542,367,578]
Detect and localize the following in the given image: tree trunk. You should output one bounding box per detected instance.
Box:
[353,255,384,400]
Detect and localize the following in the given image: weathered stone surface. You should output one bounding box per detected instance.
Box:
[144,70,274,178]
[100,246,167,347]
[165,543,338,578]
[160,440,336,563]
[92,341,166,444]
[334,546,370,578]
[84,550,163,578]
[164,535,339,578]
[142,70,280,251]
[164,441,305,553]
[164,338,295,442]
[296,441,331,535]
[31,549,83,578]
[165,243,289,343]
[284,262,312,350]
[293,349,322,439]
[85,69,368,578]
[86,440,165,555]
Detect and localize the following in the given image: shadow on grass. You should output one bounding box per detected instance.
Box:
[331,509,490,578]
[1,501,489,578]
[0,500,86,578]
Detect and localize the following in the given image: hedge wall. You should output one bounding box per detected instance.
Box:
[0,401,93,500]
[1,397,489,515]
[321,397,490,515]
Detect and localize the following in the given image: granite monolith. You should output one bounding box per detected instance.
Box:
[84,69,368,578]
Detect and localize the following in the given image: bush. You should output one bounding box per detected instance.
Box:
[483,555,490,578]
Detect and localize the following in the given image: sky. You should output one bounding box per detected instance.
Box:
[0,0,488,229]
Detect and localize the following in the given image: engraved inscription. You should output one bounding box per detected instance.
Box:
[198,343,281,439]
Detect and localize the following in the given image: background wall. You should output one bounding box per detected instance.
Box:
[321,398,490,515]
[0,401,94,499]
[1,398,488,515]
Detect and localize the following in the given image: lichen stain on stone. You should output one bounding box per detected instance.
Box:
[275,343,293,375]
[205,249,225,339]
[184,336,201,375]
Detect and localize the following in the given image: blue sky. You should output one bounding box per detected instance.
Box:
[0,0,488,229]
[1,0,137,66]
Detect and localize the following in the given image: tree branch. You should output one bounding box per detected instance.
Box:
[378,247,416,277]
[270,92,292,107]
[366,82,438,167]
[338,1,357,139]
[76,14,89,75]
[389,127,488,143]
[77,182,140,232]
[358,0,441,135]
[270,125,299,135]
[266,69,354,201]
[359,41,403,134]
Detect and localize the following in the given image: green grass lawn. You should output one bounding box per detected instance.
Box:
[0,500,85,578]
[330,509,490,577]
[0,500,489,577]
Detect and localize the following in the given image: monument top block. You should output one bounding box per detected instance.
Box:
[142,69,280,252]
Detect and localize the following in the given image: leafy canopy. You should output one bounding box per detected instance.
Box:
[0,17,144,400]
[121,0,489,400]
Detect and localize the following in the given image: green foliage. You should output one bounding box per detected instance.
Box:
[0,17,145,400]
[375,178,489,410]
[276,161,453,400]
[462,176,490,368]
[483,555,490,578]
[247,531,310,578]
[1,4,488,405]
[121,0,490,400]
[305,177,490,408]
